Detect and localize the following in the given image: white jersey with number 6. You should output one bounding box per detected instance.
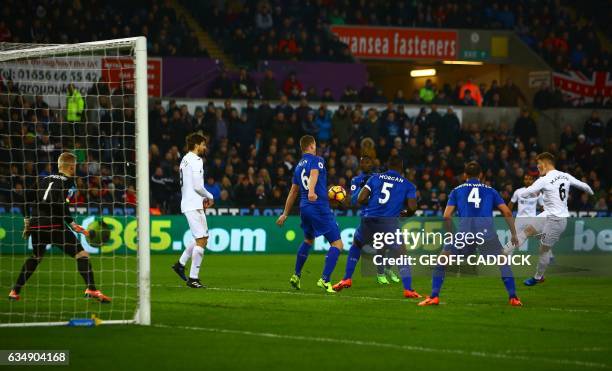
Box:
[180,151,207,213]
[517,169,593,218]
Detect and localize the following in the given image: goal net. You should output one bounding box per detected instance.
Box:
[0,38,150,327]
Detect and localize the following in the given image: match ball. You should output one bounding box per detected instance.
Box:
[86,219,112,247]
[328,185,347,202]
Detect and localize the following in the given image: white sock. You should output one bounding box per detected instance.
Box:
[179,241,196,266]
[189,246,204,279]
[534,250,552,279]
[502,231,526,253]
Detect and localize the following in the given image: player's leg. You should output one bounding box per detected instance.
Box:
[59,229,111,302]
[289,212,315,290]
[187,236,207,288]
[387,246,421,298]
[318,236,342,293]
[332,225,364,291]
[418,248,452,306]
[481,239,521,305]
[172,240,195,282]
[525,217,566,286]
[180,210,208,288]
[383,248,400,283]
[9,230,48,300]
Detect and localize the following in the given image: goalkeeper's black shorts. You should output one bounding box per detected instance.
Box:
[31,228,84,258]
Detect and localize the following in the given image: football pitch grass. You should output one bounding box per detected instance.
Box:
[1,254,611,371]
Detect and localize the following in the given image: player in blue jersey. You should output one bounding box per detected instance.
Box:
[333,156,421,298]
[276,135,343,293]
[418,161,522,307]
[348,156,399,284]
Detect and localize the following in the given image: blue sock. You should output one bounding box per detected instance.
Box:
[398,264,413,291]
[343,244,361,280]
[322,247,341,282]
[294,241,312,277]
[431,264,446,298]
[499,265,517,298]
[375,252,385,275]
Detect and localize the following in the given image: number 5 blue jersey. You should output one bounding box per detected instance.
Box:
[292,153,330,209]
[362,170,416,217]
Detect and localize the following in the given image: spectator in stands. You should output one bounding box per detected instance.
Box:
[332,105,352,144]
[459,78,482,106]
[459,90,477,106]
[513,108,538,144]
[255,2,274,32]
[314,106,332,142]
[210,69,234,98]
[419,79,436,104]
[359,81,376,102]
[583,111,605,145]
[66,84,84,123]
[499,78,526,107]
[282,72,303,98]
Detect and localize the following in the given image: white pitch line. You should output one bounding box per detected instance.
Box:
[152,323,610,369]
[152,283,612,314]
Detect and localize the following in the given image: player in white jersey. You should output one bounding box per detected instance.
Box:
[513,153,593,286]
[502,174,544,253]
[172,133,214,288]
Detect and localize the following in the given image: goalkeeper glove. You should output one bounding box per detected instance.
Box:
[70,222,90,237]
[22,218,30,240]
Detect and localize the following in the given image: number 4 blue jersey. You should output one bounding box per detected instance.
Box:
[447,178,505,240]
[363,170,416,217]
[447,178,504,217]
[292,153,330,209]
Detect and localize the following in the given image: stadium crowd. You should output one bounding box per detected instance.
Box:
[147,97,612,214]
[191,0,610,75]
[0,0,208,57]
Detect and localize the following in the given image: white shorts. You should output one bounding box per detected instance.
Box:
[184,210,208,239]
[540,216,567,247]
[515,216,545,234]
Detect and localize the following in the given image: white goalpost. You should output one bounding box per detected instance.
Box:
[0,37,150,327]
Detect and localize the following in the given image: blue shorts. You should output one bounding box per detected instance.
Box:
[354,217,401,250]
[300,205,341,243]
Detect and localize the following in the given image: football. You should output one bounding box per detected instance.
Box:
[328,185,347,202]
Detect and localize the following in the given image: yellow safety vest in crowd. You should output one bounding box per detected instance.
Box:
[66,89,84,122]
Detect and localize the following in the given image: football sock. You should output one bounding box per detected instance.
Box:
[499,264,517,298]
[502,231,527,252]
[398,265,413,291]
[13,257,41,294]
[375,251,385,275]
[534,250,552,280]
[77,257,97,291]
[189,246,204,279]
[294,241,312,276]
[343,244,361,280]
[431,264,446,298]
[179,241,196,266]
[322,246,341,282]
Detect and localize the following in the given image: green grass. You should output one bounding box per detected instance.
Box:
[1,254,611,371]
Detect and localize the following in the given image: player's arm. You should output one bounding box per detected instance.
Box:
[192,162,215,206]
[507,190,519,212]
[307,169,319,201]
[517,178,544,198]
[401,185,418,217]
[442,204,455,233]
[357,185,371,205]
[62,182,88,236]
[276,184,299,226]
[568,175,594,195]
[495,190,517,242]
[349,179,360,206]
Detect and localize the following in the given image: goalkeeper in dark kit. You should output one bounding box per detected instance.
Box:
[8,152,111,303]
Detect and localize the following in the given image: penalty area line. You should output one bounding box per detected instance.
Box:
[152,323,610,369]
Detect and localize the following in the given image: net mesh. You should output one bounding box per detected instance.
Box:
[0,40,141,325]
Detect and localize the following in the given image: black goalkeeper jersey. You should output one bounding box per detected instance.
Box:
[25,173,76,228]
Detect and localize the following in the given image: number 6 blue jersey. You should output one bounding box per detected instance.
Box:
[362,170,416,217]
[447,178,505,217]
[292,153,330,209]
